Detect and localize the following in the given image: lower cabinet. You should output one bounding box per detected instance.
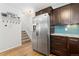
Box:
[69,38,79,56]
[50,36,68,56]
[50,35,79,56]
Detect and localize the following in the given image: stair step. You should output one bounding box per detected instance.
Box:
[22,35,28,38]
[22,38,29,40]
[21,31,30,44]
[22,39,30,44]
[22,34,28,36]
[22,35,29,38]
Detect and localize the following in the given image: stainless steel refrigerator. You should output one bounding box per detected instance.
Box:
[32,13,50,55]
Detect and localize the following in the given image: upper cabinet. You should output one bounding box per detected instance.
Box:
[52,8,60,25]
[36,4,79,25]
[60,5,71,25]
[52,4,71,25]
[71,3,79,24]
[52,3,79,25]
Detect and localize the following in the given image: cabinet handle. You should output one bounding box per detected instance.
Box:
[70,39,78,42]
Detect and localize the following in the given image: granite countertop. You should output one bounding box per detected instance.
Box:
[51,33,79,38]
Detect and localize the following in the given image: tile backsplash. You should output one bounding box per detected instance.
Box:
[55,25,79,34]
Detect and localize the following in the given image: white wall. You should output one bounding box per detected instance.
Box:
[0,4,35,52]
[22,15,33,40]
[0,4,21,52]
[21,8,35,39]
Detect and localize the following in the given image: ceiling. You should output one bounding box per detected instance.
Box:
[2,3,70,12]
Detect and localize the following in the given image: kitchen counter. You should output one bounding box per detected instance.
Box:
[51,33,79,38]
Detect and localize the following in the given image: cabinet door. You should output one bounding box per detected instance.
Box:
[69,38,79,56]
[51,36,68,56]
[52,8,60,25]
[71,3,79,24]
[60,5,71,24]
[52,4,71,25]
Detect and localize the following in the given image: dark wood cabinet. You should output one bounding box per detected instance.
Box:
[52,4,71,25]
[60,5,71,24]
[50,35,79,56]
[52,8,60,25]
[52,3,79,25]
[50,35,68,56]
[69,38,79,55]
[36,4,79,25]
[71,4,79,24]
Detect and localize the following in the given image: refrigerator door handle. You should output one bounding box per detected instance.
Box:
[36,31,39,36]
[33,25,36,32]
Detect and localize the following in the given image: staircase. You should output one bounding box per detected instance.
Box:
[21,31,31,44]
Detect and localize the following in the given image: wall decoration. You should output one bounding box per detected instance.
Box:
[0,12,21,26]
